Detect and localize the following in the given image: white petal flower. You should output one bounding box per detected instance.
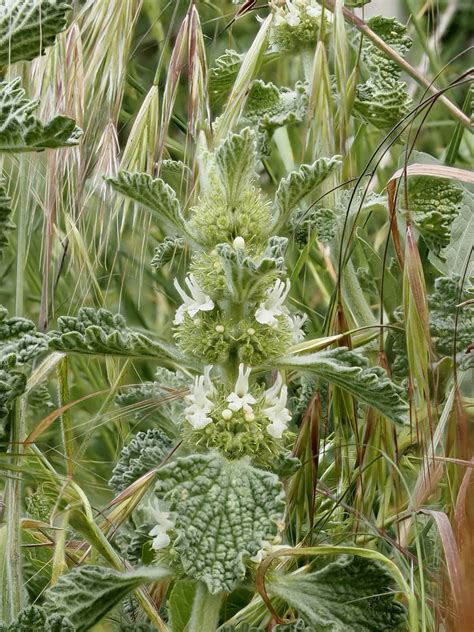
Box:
[263,379,292,439]
[286,10,301,27]
[184,366,215,429]
[255,279,291,327]
[287,312,308,343]
[185,407,213,429]
[306,5,320,17]
[173,274,214,324]
[148,499,175,551]
[227,363,257,412]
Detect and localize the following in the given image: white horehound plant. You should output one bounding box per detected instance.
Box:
[40,127,407,631]
[1,125,412,630]
[5,0,469,629]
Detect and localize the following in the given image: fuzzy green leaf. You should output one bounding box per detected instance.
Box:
[401,176,464,256]
[48,307,182,361]
[361,17,412,82]
[276,347,407,424]
[0,0,71,65]
[0,606,74,631]
[43,565,172,632]
[209,49,242,104]
[354,79,412,131]
[290,205,337,247]
[214,127,257,205]
[354,16,412,132]
[429,275,473,367]
[115,367,187,433]
[242,80,308,153]
[274,156,341,229]
[0,78,81,152]
[442,191,474,277]
[155,453,285,594]
[151,235,185,270]
[0,306,48,429]
[168,580,196,632]
[107,171,189,236]
[109,428,174,494]
[268,555,406,631]
[0,176,13,257]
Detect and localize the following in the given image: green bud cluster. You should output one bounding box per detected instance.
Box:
[174,310,293,366]
[188,184,272,248]
[182,382,290,465]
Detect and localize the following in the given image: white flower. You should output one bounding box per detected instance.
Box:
[263,374,292,438]
[255,279,291,327]
[147,498,175,551]
[287,312,308,343]
[227,363,257,412]
[286,9,301,27]
[306,5,320,18]
[173,274,214,325]
[184,366,215,429]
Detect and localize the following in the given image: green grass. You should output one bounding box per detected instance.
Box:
[0,1,473,630]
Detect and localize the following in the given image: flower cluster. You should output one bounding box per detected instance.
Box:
[147,498,175,551]
[182,364,293,463]
[173,273,307,364]
[269,0,331,53]
[255,279,307,343]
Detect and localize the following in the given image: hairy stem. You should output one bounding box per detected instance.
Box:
[3,399,27,622]
[187,582,224,632]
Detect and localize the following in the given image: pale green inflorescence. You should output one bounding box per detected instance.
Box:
[269,0,332,53]
[171,130,306,465]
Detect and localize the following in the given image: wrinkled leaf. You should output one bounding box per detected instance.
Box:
[0,78,81,152]
[0,605,74,631]
[268,555,407,631]
[43,565,172,632]
[276,347,407,424]
[109,428,174,494]
[107,171,189,236]
[401,176,464,256]
[274,156,341,229]
[209,49,242,104]
[155,453,285,594]
[0,176,13,258]
[151,236,185,270]
[0,0,71,65]
[48,307,182,362]
[0,306,48,430]
[215,127,257,205]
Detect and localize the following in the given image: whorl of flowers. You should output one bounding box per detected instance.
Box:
[269,0,332,53]
[182,364,292,463]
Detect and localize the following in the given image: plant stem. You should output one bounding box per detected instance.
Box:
[3,399,27,622]
[187,582,223,632]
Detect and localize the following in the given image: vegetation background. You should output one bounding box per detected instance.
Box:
[0,0,472,630]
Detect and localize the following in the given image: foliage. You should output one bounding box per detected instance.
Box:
[43,566,171,632]
[267,555,407,631]
[0,606,74,632]
[0,0,71,65]
[154,453,285,593]
[0,0,471,630]
[48,307,180,361]
[109,428,174,494]
[0,78,81,152]
[276,347,408,425]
